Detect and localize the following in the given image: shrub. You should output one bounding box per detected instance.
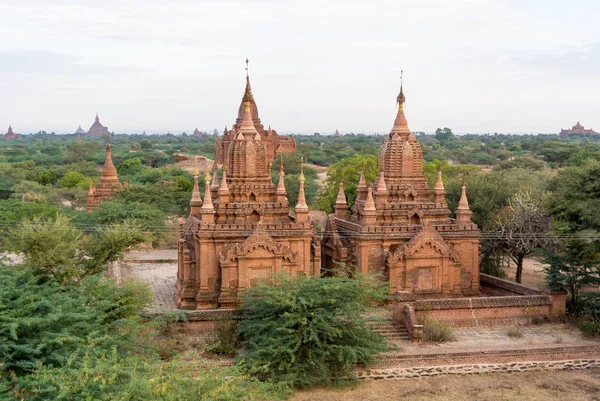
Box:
[203,321,240,357]
[506,326,524,338]
[422,319,455,342]
[238,273,388,388]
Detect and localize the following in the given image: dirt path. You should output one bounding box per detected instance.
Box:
[304,163,327,186]
[505,257,548,290]
[291,369,600,401]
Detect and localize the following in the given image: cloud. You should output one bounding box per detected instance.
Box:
[0,49,145,76]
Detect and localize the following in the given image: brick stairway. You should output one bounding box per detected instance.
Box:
[367,318,411,342]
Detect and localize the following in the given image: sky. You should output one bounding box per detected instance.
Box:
[0,0,598,135]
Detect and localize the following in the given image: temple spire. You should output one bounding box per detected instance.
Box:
[334,178,348,216]
[456,178,472,222]
[201,172,215,222]
[190,169,203,216]
[210,163,219,192]
[357,157,368,201]
[391,71,410,135]
[295,159,309,221]
[95,113,99,123]
[218,165,230,204]
[99,140,119,184]
[239,100,259,136]
[363,186,377,224]
[433,167,446,205]
[276,157,287,202]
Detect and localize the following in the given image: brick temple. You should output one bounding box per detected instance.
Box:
[214,66,296,167]
[559,122,598,137]
[322,84,480,297]
[87,113,109,137]
[176,100,321,310]
[3,125,21,140]
[87,139,122,211]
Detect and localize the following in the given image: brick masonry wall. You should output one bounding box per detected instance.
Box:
[356,359,600,380]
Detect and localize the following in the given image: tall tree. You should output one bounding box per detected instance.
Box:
[486,191,553,283]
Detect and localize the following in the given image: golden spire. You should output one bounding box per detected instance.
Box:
[391,71,410,135]
[295,157,308,213]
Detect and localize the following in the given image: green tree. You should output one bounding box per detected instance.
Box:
[7,215,146,283]
[485,191,553,283]
[58,171,89,189]
[238,272,387,388]
[318,154,378,213]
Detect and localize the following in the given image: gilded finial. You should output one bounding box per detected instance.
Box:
[205,172,211,183]
[245,58,249,77]
[193,168,199,176]
[223,164,227,172]
[461,176,466,186]
[397,69,406,106]
[299,156,305,183]
[279,156,284,172]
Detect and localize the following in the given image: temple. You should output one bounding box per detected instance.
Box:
[321,83,480,297]
[193,127,203,137]
[559,122,598,137]
[334,129,341,137]
[176,99,321,309]
[214,63,296,166]
[87,113,109,137]
[75,125,85,135]
[3,125,21,140]
[87,139,122,211]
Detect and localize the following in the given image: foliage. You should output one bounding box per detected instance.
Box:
[238,272,387,388]
[203,321,241,357]
[319,154,378,213]
[7,215,146,283]
[16,355,291,401]
[0,266,151,377]
[57,171,90,189]
[544,250,600,313]
[506,326,524,338]
[485,191,553,283]
[421,319,455,342]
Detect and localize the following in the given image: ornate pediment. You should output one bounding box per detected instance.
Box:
[219,223,297,264]
[389,223,460,262]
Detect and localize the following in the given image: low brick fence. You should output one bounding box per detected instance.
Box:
[356,359,600,380]
[394,275,567,334]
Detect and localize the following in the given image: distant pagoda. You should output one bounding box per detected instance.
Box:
[87,113,109,137]
[3,125,21,140]
[559,122,598,137]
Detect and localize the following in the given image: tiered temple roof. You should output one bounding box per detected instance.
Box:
[215,64,296,166]
[177,72,320,309]
[322,82,480,297]
[87,113,109,137]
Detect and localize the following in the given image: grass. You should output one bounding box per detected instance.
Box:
[506,325,524,338]
[422,320,455,342]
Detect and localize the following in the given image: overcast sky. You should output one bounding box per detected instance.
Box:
[0,0,598,135]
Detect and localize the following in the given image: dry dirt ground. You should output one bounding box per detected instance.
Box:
[291,369,600,401]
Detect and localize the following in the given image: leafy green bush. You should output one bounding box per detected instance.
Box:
[238,273,387,388]
[14,350,291,401]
